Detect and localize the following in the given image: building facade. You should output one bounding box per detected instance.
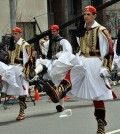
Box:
[0,0,48,43]
[0,0,119,45]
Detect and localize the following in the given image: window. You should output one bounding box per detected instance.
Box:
[16,22,36,41]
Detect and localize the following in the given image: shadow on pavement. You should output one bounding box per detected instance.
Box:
[0,111,58,126]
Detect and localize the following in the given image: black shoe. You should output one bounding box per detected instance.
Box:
[56,105,64,112]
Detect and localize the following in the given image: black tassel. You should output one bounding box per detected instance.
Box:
[47,31,52,59]
[116,31,120,56]
[9,36,15,51]
[76,15,86,37]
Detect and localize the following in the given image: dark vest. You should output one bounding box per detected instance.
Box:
[47,35,63,59]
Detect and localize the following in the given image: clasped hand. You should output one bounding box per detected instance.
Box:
[100,67,110,78]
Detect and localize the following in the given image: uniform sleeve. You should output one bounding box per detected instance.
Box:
[25,45,32,57]
[22,43,32,80]
[56,39,72,58]
[43,40,49,52]
[99,29,114,72]
[99,32,109,59]
[40,45,47,56]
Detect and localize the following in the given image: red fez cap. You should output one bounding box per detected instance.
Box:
[84,6,97,13]
[12,27,22,33]
[50,25,59,30]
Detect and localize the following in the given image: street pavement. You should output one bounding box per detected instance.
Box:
[0,83,120,134]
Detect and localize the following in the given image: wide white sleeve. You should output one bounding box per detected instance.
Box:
[40,45,47,56]
[113,39,117,56]
[23,44,30,65]
[43,40,49,52]
[76,37,81,55]
[38,40,50,56]
[77,37,80,46]
[99,32,109,59]
[56,39,72,58]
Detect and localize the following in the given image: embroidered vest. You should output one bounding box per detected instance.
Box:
[10,40,30,65]
[51,40,63,55]
[80,25,114,71]
[80,26,100,57]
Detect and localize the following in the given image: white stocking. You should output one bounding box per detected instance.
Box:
[59,98,64,108]
[35,64,43,75]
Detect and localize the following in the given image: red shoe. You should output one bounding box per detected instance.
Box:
[16,115,25,121]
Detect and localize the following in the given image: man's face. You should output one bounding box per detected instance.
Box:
[51,29,59,37]
[12,32,22,42]
[84,11,96,25]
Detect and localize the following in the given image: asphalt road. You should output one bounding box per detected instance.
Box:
[0,84,120,134]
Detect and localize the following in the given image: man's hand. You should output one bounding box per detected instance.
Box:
[100,67,110,78]
[52,55,57,60]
